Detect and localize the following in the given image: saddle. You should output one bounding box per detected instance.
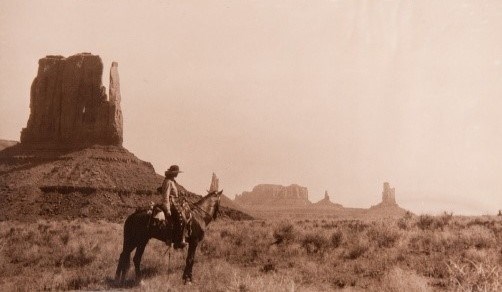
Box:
[143,202,193,242]
[149,204,170,226]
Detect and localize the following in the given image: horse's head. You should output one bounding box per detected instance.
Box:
[205,189,223,220]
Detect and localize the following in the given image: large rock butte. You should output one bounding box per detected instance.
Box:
[0,53,252,221]
[235,184,310,206]
[20,53,123,147]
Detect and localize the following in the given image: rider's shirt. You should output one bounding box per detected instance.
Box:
[161,178,178,205]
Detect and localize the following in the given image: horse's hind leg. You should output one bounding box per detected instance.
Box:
[133,241,148,284]
[115,244,134,285]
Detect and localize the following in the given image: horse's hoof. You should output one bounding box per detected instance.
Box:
[183,279,192,285]
[138,280,145,286]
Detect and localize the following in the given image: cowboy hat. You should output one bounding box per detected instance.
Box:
[165,165,183,176]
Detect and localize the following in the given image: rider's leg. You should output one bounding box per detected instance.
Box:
[160,203,170,220]
[171,205,187,249]
[159,204,171,245]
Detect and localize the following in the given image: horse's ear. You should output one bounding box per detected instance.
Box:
[218,190,223,195]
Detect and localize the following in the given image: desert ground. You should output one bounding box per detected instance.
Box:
[0,213,500,291]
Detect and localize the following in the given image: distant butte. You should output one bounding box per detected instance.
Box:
[232,182,409,219]
[373,182,398,207]
[368,182,408,217]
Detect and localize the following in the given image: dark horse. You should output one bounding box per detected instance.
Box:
[115,190,222,285]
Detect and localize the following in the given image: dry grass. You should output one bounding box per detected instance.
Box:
[0,215,501,291]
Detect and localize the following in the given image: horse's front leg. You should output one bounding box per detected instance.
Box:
[182,241,198,284]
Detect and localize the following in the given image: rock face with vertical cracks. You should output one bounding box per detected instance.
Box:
[20,53,123,147]
[235,184,310,206]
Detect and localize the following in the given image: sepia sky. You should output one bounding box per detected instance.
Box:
[1,0,501,215]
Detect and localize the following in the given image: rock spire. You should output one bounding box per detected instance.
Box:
[209,172,219,192]
[381,182,397,206]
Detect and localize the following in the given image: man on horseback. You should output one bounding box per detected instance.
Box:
[160,164,189,249]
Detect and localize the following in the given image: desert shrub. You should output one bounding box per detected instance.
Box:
[439,211,453,226]
[59,245,95,268]
[200,239,218,256]
[345,240,369,259]
[329,230,343,248]
[321,221,338,229]
[272,222,296,245]
[301,233,328,254]
[260,259,276,273]
[408,231,461,254]
[460,248,492,265]
[331,273,358,288]
[414,214,452,231]
[347,220,369,232]
[67,274,97,290]
[1,216,500,291]
[462,225,497,249]
[447,259,501,291]
[416,215,435,230]
[220,229,231,238]
[396,211,413,230]
[367,224,400,248]
[380,267,430,292]
[467,218,491,228]
[59,231,71,245]
[397,217,409,230]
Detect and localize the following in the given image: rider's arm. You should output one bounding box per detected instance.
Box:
[163,179,172,215]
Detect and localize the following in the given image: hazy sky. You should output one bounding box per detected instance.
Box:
[1,0,501,215]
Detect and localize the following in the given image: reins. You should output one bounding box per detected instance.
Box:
[182,195,220,220]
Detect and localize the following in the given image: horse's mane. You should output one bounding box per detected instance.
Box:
[190,190,221,221]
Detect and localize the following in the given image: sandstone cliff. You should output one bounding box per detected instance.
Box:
[20,53,123,147]
[235,184,310,207]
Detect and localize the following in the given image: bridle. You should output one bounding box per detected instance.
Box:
[182,191,221,219]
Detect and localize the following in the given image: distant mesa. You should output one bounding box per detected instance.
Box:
[234,182,410,219]
[20,53,123,147]
[313,190,343,209]
[235,184,310,207]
